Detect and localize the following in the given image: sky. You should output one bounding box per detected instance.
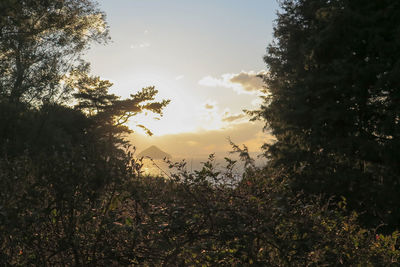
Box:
[85,0,279,158]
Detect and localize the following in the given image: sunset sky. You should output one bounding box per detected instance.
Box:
[85,0,279,158]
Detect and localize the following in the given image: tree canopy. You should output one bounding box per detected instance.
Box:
[259,0,400,230]
[0,0,109,104]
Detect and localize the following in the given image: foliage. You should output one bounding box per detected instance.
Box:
[66,69,170,147]
[0,0,109,104]
[1,0,399,265]
[1,150,399,265]
[256,0,400,230]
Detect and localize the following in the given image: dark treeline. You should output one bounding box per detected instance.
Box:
[0,0,399,266]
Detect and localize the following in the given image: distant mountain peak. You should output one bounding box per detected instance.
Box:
[138,145,172,160]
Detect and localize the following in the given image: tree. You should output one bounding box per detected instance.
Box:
[69,69,170,145]
[0,0,109,105]
[0,1,171,262]
[259,0,400,230]
[0,0,169,155]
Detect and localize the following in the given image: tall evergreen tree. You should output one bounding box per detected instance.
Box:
[259,0,400,229]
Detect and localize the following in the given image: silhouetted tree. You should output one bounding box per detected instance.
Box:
[258,0,400,230]
[0,0,109,105]
[69,70,170,143]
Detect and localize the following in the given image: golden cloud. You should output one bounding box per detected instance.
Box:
[198,70,267,94]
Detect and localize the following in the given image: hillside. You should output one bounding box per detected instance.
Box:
[138,145,172,160]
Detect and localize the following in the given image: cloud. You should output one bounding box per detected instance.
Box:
[130,42,151,49]
[198,70,267,94]
[201,100,217,111]
[175,75,184,81]
[198,100,221,130]
[204,103,214,109]
[230,71,266,92]
[222,113,246,123]
[198,74,234,88]
[199,102,247,128]
[186,140,198,146]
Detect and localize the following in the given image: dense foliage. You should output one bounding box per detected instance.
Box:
[1,0,399,266]
[0,0,109,104]
[1,149,399,265]
[257,0,400,231]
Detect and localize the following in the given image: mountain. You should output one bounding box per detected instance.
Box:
[137,145,172,160]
